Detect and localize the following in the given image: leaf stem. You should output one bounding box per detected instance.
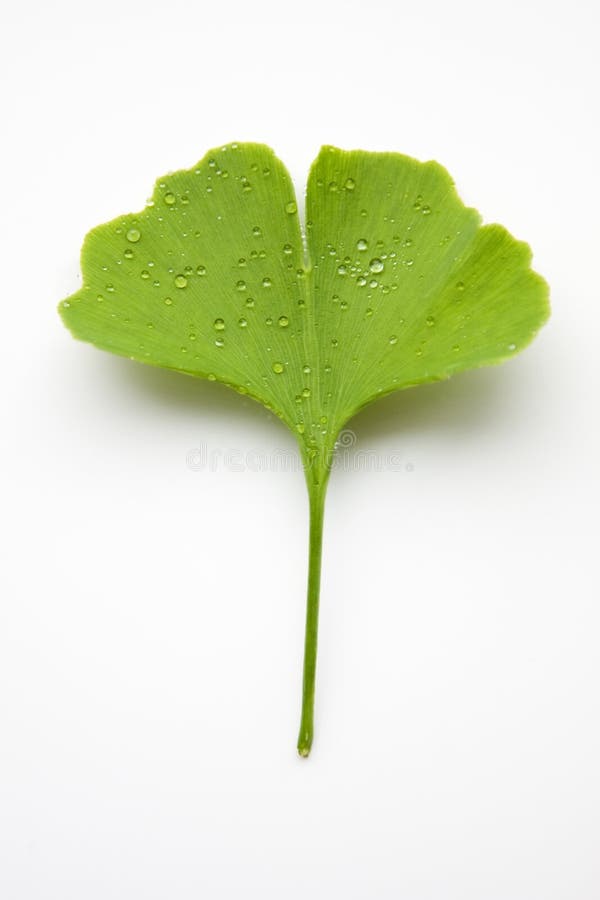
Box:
[297,471,329,758]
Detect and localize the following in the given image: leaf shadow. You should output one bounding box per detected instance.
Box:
[107,354,522,454]
[348,365,518,446]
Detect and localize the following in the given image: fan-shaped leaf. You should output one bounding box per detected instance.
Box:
[60,143,549,756]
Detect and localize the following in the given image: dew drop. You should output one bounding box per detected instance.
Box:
[96,294,104,302]
[301,387,311,398]
[337,264,348,276]
[262,276,272,288]
[278,315,289,328]
[215,338,225,348]
[303,365,311,375]
[236,280,247,291]
[422,205,431,215]
[164,192,176,206]
[272,361,284,374]
[208,373,217,381]
[106,283,115,292]
[357,238,368,252]
[296,423,305,434]
[426,315,436,327]
[174,275,188,289]
[252,225,262,237]
[285,201,297,214]
[126,228,141,243]
[245,297,255,308]
[123,248,134,259]
[213,318,225,331]
[345,177,355,191]
[328,181,338,192]
[507,342,517,351]
[283,243,293,255]
[238,317,248,328]
[369,258,384,274]
[164,297,173,305]
[197,265,207,276]
[456,281,465,291]
[389,335,398,345]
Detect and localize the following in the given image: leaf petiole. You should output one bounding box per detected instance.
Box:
[297,456,330,758]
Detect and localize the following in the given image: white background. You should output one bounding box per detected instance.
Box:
[1,1,599,897]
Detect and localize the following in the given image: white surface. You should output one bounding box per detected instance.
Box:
[1,1,599,897]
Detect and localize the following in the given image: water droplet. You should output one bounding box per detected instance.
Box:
[320,415,328,424]
[262,276,272,288]
[421,205,431,215]
[164,192,176,206]
[106,283,115,292]
[301,387,311,398]
[357,238,368,252]
[215,337,225,348]
[453,344,460,352]
[96,294,104,302]
[296,423,305,434]
[345,177,355,191]
[236,280,247,291]
[365,308,373,318]
[238,317,248,328]
[197,265,207,276]
[360,208,367,217]
[426,316,436,327]
[272,361,284,374]
[389,335,398,345]
[357,276,367,287]
[507,342,517,351]
[278,316,289,328]
[181,195,189,205]
[123,248,134,259]
[337,264,348,276]
[340,300,348,311]
[245,297,255,308]
[62,300,71,308]
[413,195,422,210]
[328,181,338,192]
[208,373,217,381]
[285,201,297,214]
[213,318,225,331]
[174,275,188,289]
[238,258,247,267]
[252,225,262,237]
[164,297,173,305]
[369,258,384,273]
[283,243,293,255]
[303,365,311,375]
[456,281,465,291]
[189,332,197,341]
[126,228,141,243]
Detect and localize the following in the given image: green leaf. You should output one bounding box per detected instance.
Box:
[59,142,550,756]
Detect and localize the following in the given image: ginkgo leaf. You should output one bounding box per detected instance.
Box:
[59,142,550,757]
